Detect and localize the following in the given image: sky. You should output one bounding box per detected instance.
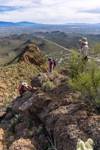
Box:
[0,0,100,24]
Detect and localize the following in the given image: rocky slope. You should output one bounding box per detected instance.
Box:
[0,42,47,110]
[0,73,99,150]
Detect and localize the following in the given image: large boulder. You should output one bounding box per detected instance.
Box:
[20,43,46,67]
[9,138,36,150]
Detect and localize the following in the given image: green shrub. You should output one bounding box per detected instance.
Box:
[68,51,100,107]
[91,42,100,55]
[42,80,55,91]
[69,51,86,78]
[69,71,100,104]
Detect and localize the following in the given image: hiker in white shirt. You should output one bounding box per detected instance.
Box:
[79,37,89,60]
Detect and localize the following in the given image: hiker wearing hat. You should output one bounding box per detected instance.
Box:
[79,37,89,61]
[18,81,33,97]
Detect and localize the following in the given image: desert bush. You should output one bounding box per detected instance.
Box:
[91,42,100,55]
[69,51,100,108]
[42,80,55,91]
[38,73,48,84]
[52,70,59,78]
[69,51,86,78]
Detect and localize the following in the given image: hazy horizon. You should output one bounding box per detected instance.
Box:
[0,21,100,25]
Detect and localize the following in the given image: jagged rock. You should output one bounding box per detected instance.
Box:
[0,128,5,142]
[9,138,36,150]
[31,76,42,87]
[15,123,29,137]
[12,90,51,113]
[0,107,7,120]
[81,115,100,150]
[9,87,100,150]
[12,91,33,113]
[20,43,46,66]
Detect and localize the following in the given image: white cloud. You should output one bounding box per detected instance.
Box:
[0,0,100,23]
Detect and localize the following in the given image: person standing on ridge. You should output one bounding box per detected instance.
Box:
[48,58,53,73]
[79,37,89,61]
[52,59,57,70]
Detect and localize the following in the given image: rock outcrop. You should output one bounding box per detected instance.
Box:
[20,42,46,67]
[0,74,100,150]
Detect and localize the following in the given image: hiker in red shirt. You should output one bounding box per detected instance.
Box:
[18,82,33,97]
[52,59,57,70]
[48,58,53,73]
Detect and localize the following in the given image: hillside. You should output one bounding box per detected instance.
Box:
[0,34,35,66]
[41,31,100,52]
[0,34,70,66]
[0,32,100,67]
[0,42,47,109]
[1,22,100,36]
[32,36,71,65]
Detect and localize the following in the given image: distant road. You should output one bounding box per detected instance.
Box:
[89,56,100,62]
[36,36,100,62]
[43,38,72,52]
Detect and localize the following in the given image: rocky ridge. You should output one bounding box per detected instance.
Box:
[0,73,99,150]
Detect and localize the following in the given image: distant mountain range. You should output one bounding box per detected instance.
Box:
[0,21,100,35]
[0,21,44,27]
[0,21,100,27]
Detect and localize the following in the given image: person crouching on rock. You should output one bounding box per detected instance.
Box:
[18,81,33,97]
[48,58,53,73]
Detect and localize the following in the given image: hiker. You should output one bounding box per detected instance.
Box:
[18,81,33,97]
[48,58,53,73]
[52,59,57,70]
[79,37,89,61]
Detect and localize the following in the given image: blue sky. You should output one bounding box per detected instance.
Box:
[0,0,100,24]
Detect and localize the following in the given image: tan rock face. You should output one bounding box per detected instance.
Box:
[20,43,46,66]
[0,128,6,150]
[0,83,7,90]
[9,138,36,150]
[0,128,5,141]
[0,82,7,104]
